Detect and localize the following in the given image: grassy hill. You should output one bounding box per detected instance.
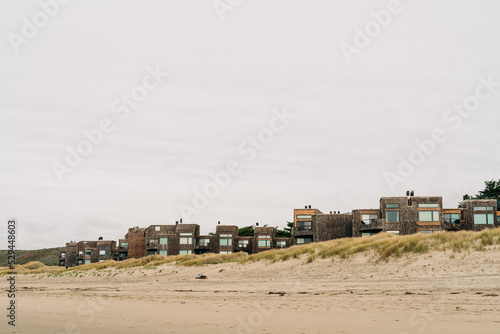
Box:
[1,228,499,276]
[0,247,64,267]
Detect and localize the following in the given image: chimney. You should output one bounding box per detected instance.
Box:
[180,218,183,224]
[309,205,312,209]
[98,236,103,241]
[305,206,307,209]
[175,221,178,226]
[330,211,332,214]
[256,222,259,226]
[218,221,220,225]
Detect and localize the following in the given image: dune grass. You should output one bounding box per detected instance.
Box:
[1,228,499,276]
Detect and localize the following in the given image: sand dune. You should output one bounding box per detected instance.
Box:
[3,248,500,334]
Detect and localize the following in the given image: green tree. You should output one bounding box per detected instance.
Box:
[238,225,254,236]
[275,222,294,238]
[459,179,500,207]
[475,179,500,206]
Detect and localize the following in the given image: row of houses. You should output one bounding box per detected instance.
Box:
[59,194,499,267]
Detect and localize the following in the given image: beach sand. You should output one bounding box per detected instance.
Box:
[2,249,500,334]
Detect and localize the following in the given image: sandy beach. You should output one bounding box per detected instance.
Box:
[2,249,500,334]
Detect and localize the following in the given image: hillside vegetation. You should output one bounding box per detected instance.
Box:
[0,247,63,267]
[1,228,500,276]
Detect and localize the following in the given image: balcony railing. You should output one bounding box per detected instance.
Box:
[147,242,158,248]
[359,219,384,230]
[197,241,210,247]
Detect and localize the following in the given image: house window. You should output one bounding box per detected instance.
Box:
[220,251,232,254]
[61,253,66,258]
[258,235,271,238]
[361,214,378,225]
[443,213,460,224]
[99,250,107,256]
[159,237,168,245]
[362,232,378,237]
[220,234,232,237]
[84,259,91,264]
[474,213,494,225]
[386,204,399,209]
[297,221,312,231]
[418,203,440,208]
[78,251,83,256]
[179,250,192,255]
[180,233,193,236]
[386,231,399,235]
[198,239,209,247]
[59,260,65,266]
[159,250,168,256]
[85,251,91,256]
[77,259,83,265]
[296,237,312,245]
[155,226,161,231]
[180,237,193,245]
[220,238,232,246]
[418,211,440,222]
[83,242,87,246]
[386,211,399,222]
[148,250,157,255]
[258,240,271,247]
[296,215,313,219]
[120,242,128,249]
[276,241,287,248]
[238,240,249,247]
[473,206,494,211]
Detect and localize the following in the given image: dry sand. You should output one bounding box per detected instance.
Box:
[2,249,500,334]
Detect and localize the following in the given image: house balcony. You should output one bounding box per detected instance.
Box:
[235,244,250,251]
[195,241,211,249]
[443,220,461,231]
[293,226,314,237]
[359,219,384,231]
[146,242,158,250]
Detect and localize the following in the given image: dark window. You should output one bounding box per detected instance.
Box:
[297,221,312,231]
[296,237,313,245]
[443,213,460,224]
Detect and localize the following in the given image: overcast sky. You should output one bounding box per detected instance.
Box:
[1,0,499,250]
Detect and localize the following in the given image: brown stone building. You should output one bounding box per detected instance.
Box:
[460,199,498,231]
[60,239,116,267]
[60,193,499,266]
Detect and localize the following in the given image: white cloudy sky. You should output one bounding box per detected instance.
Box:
[1,0,499,249]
